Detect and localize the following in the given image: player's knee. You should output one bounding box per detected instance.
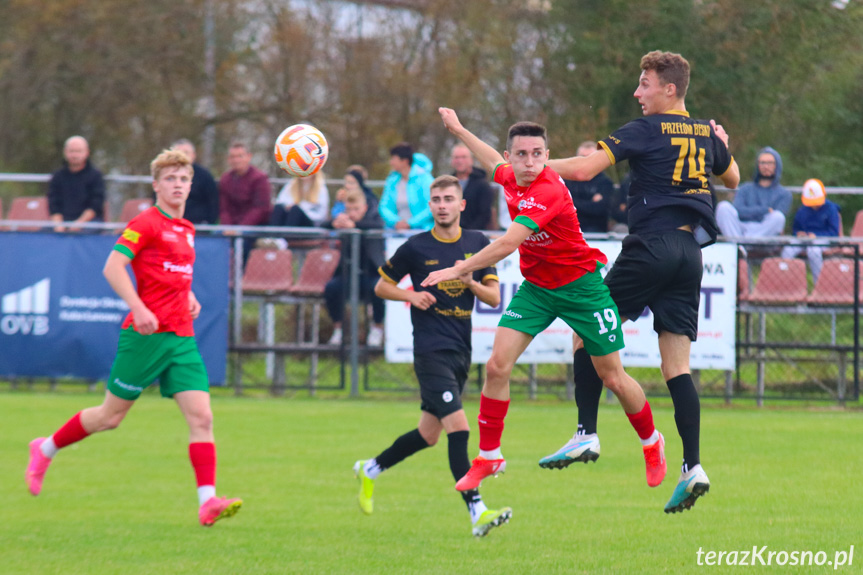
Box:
[102,411,126,431]
[485,356,512,385]
[190,409,214,434]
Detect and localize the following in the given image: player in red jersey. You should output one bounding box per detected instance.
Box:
[422,108,666,492]
[25,149,242,527]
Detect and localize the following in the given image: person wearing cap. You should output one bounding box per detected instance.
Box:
[780,179,840,282]
[716,147,791,238]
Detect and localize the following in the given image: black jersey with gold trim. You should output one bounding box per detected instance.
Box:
[600,111,733,245]
[379,228,498,354]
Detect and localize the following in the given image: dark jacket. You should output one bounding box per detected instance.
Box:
[326,208,385,276]
[791,200,841,237]
[48,160,105,221]
[564,173,614,233]
[183,163,220,224]
[456,167,494,230]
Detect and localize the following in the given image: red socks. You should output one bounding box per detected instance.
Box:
[625,400,656,441]
[52,412,90,448]
[189,442,217,487]
[478,394,510,451]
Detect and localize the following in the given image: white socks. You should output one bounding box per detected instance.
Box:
[468,500,488,524]
[40,437,59,459]
[198,485,216,506]
[640,429,660,447]
[363,459,383,480]
[479,448,502,460]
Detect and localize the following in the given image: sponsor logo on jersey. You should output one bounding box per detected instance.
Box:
[1,278,50,336]
[186,233,194,248]
[425,259,439,266]
[517,197,547,212]
[437,279,467,298]
[163,262,193,274]
[161,231,179,242]
[122,229,141,244]
[173,226,185,232]
[526,231,550,243]
[503,309,522,319]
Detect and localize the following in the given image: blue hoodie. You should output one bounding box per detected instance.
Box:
[379,153,434,230]
[732,146,791,222]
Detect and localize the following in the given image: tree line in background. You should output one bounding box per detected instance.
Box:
[1,0,861,191]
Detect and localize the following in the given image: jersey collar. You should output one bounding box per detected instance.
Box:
[664,110,690,117]
[431,227,462,243]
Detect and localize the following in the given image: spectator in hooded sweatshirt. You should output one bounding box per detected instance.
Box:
[48,136,105,232]
[379,143,434,231]
[716,146,791,238]
[451,144,494,230]
[780,178,840,283]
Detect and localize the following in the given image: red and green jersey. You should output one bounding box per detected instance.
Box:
[113,206,196,336]
[494,163,607,289]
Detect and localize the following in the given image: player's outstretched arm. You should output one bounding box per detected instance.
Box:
[547,149,612,181]
[421,222,532,287]
[374,276,437,310]
[103,250,159,335]
[439,107,504,173]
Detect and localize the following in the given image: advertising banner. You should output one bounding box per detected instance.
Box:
[384,236,736,369]
[0,233,229,382]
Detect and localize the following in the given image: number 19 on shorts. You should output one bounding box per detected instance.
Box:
[593,308,618,335]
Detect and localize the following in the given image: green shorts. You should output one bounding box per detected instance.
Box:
[107,327,209,400]
[498,270,625,357]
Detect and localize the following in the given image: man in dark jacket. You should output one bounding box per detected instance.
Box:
[451,145,493,230]
[48,136,105,232]
[563,141,613,233]
[172,139,219,224]
[324,189,386,346]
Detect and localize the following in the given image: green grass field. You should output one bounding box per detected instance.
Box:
[3,392,861,574]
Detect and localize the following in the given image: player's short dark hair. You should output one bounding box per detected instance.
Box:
[389,142,414,165]
[506,122,547,151]
[430,174,463,198]
[640,50,690,99]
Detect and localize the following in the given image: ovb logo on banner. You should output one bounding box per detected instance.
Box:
[0,233,229,382]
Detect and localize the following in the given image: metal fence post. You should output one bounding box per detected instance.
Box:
[348,229,361,397]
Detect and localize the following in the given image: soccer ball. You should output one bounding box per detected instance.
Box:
[273,124,329,177]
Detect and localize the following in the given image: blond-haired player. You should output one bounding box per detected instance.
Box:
[26,149,242,526]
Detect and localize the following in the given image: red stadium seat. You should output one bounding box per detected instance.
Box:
[242,249,294,294]
[738,258,751,302]
[118,198,153,223]
[748,258,808,305]
[807,258,858,306]
[289,248,340,296]
[7,196,51,230]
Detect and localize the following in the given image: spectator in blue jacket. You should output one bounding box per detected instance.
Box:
[716,146,791,238]
[379,143,433,231]
[780,179,840,282]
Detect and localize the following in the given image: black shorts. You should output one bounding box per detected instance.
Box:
[414,349,470,419]
[604,230,703,341]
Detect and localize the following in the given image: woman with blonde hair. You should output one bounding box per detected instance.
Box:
[271,171,329,227]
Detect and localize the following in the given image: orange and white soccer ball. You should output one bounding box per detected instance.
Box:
[273,124,329,177]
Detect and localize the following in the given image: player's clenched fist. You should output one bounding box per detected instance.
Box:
[408,291,437,311]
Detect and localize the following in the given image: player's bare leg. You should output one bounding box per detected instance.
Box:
[456,327,532,491]
[176,391,242,526]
